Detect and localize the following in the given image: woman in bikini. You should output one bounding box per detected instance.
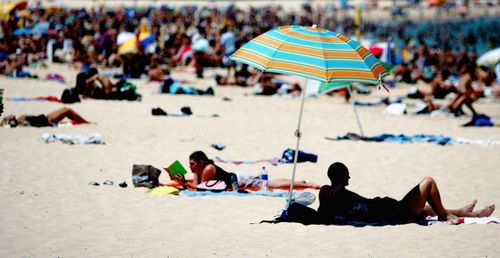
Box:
[167,151,321,191]
[1,107,92,127]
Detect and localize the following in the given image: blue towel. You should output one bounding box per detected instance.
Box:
[180,190,302,197]
[332,133,454,146]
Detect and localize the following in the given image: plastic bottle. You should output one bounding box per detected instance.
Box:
[260,166,268,191]
[230,174,239,192]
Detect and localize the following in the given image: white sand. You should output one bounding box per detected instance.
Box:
[0,63,499,257]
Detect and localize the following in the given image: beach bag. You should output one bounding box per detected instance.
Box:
[278,203,322,225]
[216,171,238,191]
[115,80,139,101]
[196,180,227,192]
[132,164,162,188]
[463,114,494,127]
[61,88,80,104]
[280,149,318,163]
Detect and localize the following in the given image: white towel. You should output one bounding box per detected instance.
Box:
[426,216,500,225]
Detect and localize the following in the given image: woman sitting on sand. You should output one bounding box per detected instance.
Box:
[167,151,321,191]
[318,162,495,223]
[1,107,92,127]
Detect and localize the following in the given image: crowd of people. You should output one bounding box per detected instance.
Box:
[0,2,498,113]
[0,3,497,108]
[1,3,498,80]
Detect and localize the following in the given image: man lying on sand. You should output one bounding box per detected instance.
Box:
[318,162,495,223]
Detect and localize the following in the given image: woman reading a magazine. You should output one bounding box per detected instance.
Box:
[167,151,321,191]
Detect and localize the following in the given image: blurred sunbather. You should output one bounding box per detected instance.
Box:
[419,62,485,116]
[318,162,495,223]
[408,69,458,100]
[0,54,37,78]
[75,68,140,100]
[160,70,214,96]
[214,64,261,87]
[167,151,321,191]
[1,107,92,127]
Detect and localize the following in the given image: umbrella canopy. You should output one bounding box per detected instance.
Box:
[230,25,388,84]
[477,47,500,66]
[117,32,137,54]
[13,27,31,36]
[117,31,135,45]
[31,22,50,35]
[230,25,388,209]
[0,1,27,20]
[369,46,383,58]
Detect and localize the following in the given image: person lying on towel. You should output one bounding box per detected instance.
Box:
[1,107,92,127]
[318,162,495,223]
[166,151,321,191]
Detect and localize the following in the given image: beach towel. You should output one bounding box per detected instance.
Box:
[425,216,500,225]
[354,97,401,107]
[327,133,500,146]
[146,186,180,196]
[215,156,281,166]
[40,133,105,144]
[383,103,407,115]
[180,190,305,198]
[215,149,318,166]
[265,205,500,227]
[45,72,66,83]
[7,96,61,102]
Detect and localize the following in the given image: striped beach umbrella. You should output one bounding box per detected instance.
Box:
[230,25,389,209]
[230,25,389,85]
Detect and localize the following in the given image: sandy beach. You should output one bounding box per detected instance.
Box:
[0,61,499,257]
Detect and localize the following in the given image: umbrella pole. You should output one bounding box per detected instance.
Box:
[285,79,308,209]
[347,85,364,136]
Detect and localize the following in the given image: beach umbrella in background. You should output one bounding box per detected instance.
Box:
[138,17,156,53]
[0,0,27,20]
[139,31,155,50]
[31,22,50,35]
[230,25,388,208]
[477,47,500,66]
[117,31,138,54]
[117,31,135,45]
[368,45,384,58]
[13,27,31,36]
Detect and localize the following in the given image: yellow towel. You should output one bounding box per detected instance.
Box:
[146,186,180,196]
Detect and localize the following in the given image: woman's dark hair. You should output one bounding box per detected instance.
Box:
[87,68,98,77]
[189,151,214,164]
[75,72,87,94]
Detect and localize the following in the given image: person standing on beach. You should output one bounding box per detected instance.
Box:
[318,162,495,222]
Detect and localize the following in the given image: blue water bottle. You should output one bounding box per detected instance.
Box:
[260,166,268,191]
